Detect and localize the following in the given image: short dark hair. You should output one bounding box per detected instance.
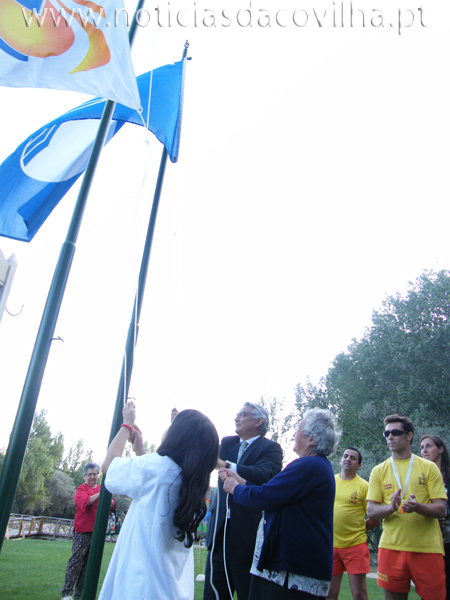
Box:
[384,414,414,443]
[157,409,219,548]
[344,447,362,464]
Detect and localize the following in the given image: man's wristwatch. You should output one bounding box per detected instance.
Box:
[225,461,231,468]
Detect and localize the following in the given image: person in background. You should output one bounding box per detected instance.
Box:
[420,434,450,599]
[367,414,447,600]
[221,407,341,600]
[203,402,283,600]
[98,401,219,600]
[61,462,116,600]
[327,447,380,600]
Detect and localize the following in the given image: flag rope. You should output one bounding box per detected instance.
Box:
[123,10,158,405]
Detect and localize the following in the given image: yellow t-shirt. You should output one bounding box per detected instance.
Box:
[333,474,369,548]
[367,454,446,554]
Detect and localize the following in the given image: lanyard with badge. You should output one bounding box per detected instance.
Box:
[391,455,414,512]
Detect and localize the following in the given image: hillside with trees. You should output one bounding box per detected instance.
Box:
[295,269,450,477]
[3,270,450,510]
[0,411,132,518]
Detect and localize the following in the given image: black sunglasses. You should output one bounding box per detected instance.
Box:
[383,429,407,438]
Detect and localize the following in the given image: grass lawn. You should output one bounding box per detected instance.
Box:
[0,538,114,600]
[0,539,421,600]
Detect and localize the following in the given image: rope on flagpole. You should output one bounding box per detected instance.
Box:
[168,40,189,405]
[123,347,127,406]
[121,13,160,404]
[126,16,160,401]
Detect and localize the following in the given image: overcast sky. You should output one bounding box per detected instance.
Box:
[1,0,449,470]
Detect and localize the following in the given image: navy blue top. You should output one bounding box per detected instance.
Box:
[233,454,335,582]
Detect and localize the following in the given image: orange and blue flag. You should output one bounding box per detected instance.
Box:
[0,60,186,242]
[0,0,140,109]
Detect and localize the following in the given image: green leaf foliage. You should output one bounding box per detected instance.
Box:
[41,470,76,519]
[1,411,156,518]
[259,395,296,459]
[13,411,63,514]
[296,270,450,473]
[60,439,94,488]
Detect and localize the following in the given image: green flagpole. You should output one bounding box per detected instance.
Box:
[81,41,189,600]
[0,0,146,553]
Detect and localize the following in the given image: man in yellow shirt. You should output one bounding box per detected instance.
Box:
[367,414,447,600]
[327,447,380,600]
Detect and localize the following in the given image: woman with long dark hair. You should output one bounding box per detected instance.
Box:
[98,401,219,600]
[421,434,450,599]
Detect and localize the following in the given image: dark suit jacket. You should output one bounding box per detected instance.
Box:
[206,435,283,562]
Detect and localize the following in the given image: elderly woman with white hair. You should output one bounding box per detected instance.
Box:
[220,408,341,600]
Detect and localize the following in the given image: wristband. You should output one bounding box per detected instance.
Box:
[121,423,133,434]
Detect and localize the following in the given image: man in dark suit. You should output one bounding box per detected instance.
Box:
[203,402,283,600]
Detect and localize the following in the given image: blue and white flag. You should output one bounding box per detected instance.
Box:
[0,0,140,109]
[0,59,186,242]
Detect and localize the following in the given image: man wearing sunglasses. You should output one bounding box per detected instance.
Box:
[367,414,447,600]
[203,402,283,600]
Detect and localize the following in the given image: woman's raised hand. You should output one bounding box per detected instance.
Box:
[123,400,136,428]
[132,424,146,456]
[103,400,139,475]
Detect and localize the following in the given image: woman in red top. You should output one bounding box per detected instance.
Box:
[61,462,105,600]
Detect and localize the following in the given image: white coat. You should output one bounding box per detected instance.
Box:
[98,453,194,600]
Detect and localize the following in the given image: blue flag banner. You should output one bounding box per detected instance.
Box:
[0,0,140,109]
[0,59,186,242]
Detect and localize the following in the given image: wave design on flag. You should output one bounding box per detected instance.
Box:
[0,60,186,242]
[0,0,140,109]
[22,120,120,182]
[0,0,110,72]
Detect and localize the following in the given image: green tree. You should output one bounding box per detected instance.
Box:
[13,411,64,514]
[39,470,76,519]
[113,494,132,517]
[60,439,94,488]
[259,395,296,459]
[295,270,450,472]
[31,412,64,468]
[294,377,333,416]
